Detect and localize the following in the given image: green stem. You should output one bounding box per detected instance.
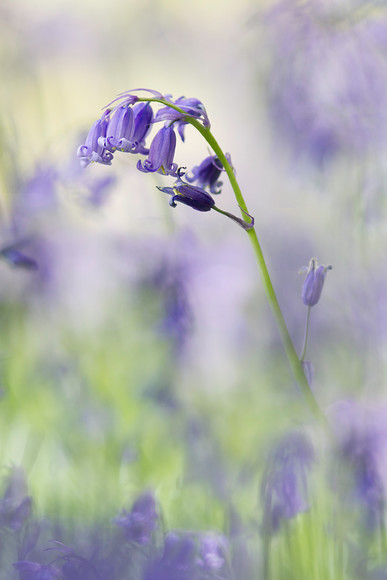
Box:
[186,120,327,426]
[136,98,327,425]
[300,306,311,362]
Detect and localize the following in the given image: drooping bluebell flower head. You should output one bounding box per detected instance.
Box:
[260,431,315,534]
[186,154,230,194]
[113,491,158,544]
[301,257,332,307]
[154,96,210,141]
[157,168,215,212]
[264,0,387,167]
[137,125,178,177]
[77,111,114,168]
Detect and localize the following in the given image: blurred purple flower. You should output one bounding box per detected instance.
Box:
[137,126,178,177]
[114,491,158,544]
[77,113,114,168]
[186,154,230,194]
[13,561,62,580]
[301,257,331,307]
[329,402,387,530]
[143,532,198,580]
[0,467,32,531]
[12,165,58,235]
[0,243,38,271]
[198,533,228,571]
[261,431,315,534]
[265,0,387,166]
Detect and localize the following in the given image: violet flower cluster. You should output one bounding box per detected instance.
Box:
[76,89,255,230]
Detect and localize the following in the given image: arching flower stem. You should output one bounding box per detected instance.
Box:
[137,98,328,427]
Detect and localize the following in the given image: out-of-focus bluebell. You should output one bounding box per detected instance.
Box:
[0,242,38,271]
[329,401,387,531]
[198,532,228,572]
[186,154,230,194]
[143,532,198,580]
[0,466,32,531]
[13,561,62,580]
[300,257,332,307]
[137,126,178,177]
[77,112,114,168]
[12,165,58,235]
[260,431,315,534]
[157,169,215,212]
[264,0,387,167]
[114,491,158,544]
[154,96,210,141]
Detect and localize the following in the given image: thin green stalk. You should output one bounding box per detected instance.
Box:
[185,120,327,426]
[300,306,311,362]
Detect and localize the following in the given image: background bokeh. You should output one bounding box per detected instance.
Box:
[1,0,387,577]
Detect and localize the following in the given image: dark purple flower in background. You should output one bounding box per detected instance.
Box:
[113,491,158,544]
[137,126,178,176]
[264,0,387,166]
[186,154,229,194]
[261,431,315,534]
[143,532,198,580]
[157,169,215,212]
[13,561,62,580]
[77,113,114,168]
[329,402,387,531]
[301,257,331,307]
[0,243,38,271]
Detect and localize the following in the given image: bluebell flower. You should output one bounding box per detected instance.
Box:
[131,102,154,154]
[113,491,158,544]
[143,532,198,580]
[261,431,315,534]
[0,244,38,270]
[13,560,62,580]
[330,402,387,531]
[198,533,228,571]
[77,113,114,168]
[157,169,215,212]
[154,96,210,141]
[0,466,32,531]
[264,1,387,166]
[301,258,332,307]
[97,105,135,152]
[186,154,229,194]
[137,126,178,177]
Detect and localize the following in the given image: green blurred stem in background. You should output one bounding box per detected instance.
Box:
[139,98,327,427]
